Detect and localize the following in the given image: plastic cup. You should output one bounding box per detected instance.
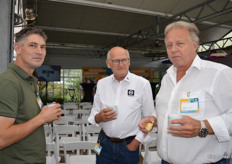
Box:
[168,114,182,126]
[108,105,118,115]
[47,103,56,107]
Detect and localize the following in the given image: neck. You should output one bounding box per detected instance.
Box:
[176,71,186,82]
[14,61,34,75]
[115,77,125,82]
[114,75,126,82]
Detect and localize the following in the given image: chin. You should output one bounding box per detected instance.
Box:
[34,63,43,69]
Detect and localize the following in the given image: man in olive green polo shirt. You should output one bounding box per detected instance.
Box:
[0,27,62,164]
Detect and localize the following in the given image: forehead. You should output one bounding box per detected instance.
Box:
[23,34,46,44]
[165,28,190,41]
[110,48,128,59]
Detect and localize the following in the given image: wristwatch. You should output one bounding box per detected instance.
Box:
[198,121,208,138]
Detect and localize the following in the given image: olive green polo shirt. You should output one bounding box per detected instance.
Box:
[0,63,46,164]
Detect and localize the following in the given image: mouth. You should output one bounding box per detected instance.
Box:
[32,56,43,60]
[117,68,125,71]
[172,56,180,59]
[33,59,43,62]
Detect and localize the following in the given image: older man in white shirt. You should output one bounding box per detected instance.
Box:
[139,21,232,164]
[88,46,155,164]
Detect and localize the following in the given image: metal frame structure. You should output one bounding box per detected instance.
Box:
[99,0,232,56]
[13,0,232,59]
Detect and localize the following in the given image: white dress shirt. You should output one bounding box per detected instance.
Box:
[156,55,232,164]
[88,72,155,142]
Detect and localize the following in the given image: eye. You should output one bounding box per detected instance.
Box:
[166,44,172,49]
[30,43,37,48]
[177,42,184,46]
[121,58,129,63]
[30,44,36,48]
[41,45,46,50]
[113,59,120,63]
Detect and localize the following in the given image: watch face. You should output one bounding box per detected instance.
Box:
[199,128,208,137]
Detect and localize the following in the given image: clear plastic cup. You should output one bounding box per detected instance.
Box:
[108,105,118,115]
[168,114,182,126]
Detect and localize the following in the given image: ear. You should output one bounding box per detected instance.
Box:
[14,42,21,55]
[106,60,111,69]
[193,40,198,51]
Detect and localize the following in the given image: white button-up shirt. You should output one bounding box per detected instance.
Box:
[88,72,155,142]
[156,55,232,164]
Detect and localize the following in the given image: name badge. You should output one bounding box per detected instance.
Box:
[180,98,200,113]
[36,94,43,109]
[94,143,102,155]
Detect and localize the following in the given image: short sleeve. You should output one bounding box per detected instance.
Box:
[0,79,20,118]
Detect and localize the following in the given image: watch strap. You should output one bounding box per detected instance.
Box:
[199,120,208,138]
[200,121,206,128]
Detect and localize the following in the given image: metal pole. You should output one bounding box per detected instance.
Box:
[0,0,14,74]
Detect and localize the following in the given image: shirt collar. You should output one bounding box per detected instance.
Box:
[111,71,131,82]
[167,54,202,75]
[8,63,37,81]
[190,55,202,70]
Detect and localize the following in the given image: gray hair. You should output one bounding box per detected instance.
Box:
[15,27,47,44]
[106,47,130,60]
[164,21,199,43]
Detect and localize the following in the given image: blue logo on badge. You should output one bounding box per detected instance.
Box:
[128,90,134,96]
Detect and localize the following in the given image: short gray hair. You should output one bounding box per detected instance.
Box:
[15,27,47,44]
[164,21,199,43]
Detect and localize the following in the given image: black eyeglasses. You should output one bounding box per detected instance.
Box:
[109,58,130,64]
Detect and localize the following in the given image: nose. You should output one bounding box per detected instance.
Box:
[118,60,124,66]
[36,47,42,54]
[36,46,45,54]
[169,44,178,53]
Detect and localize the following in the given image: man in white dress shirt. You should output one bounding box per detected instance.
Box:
[88,46,155,164]
[139,21,232,164]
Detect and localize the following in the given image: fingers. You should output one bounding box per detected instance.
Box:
[138,117,156,135]
[40,103,63,123]
[139,116,156,128]
[138,118,148,127]
[139,127,149,134]
[57,114,62,120]
[100,108,117,122]
[169,128,196,137]
[168,116,199,137]
[43,103,62,111]
[103,113,116,121]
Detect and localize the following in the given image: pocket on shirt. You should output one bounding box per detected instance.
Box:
[179,90,209,120]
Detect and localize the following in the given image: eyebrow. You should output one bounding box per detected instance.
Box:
[29,42,46,46]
